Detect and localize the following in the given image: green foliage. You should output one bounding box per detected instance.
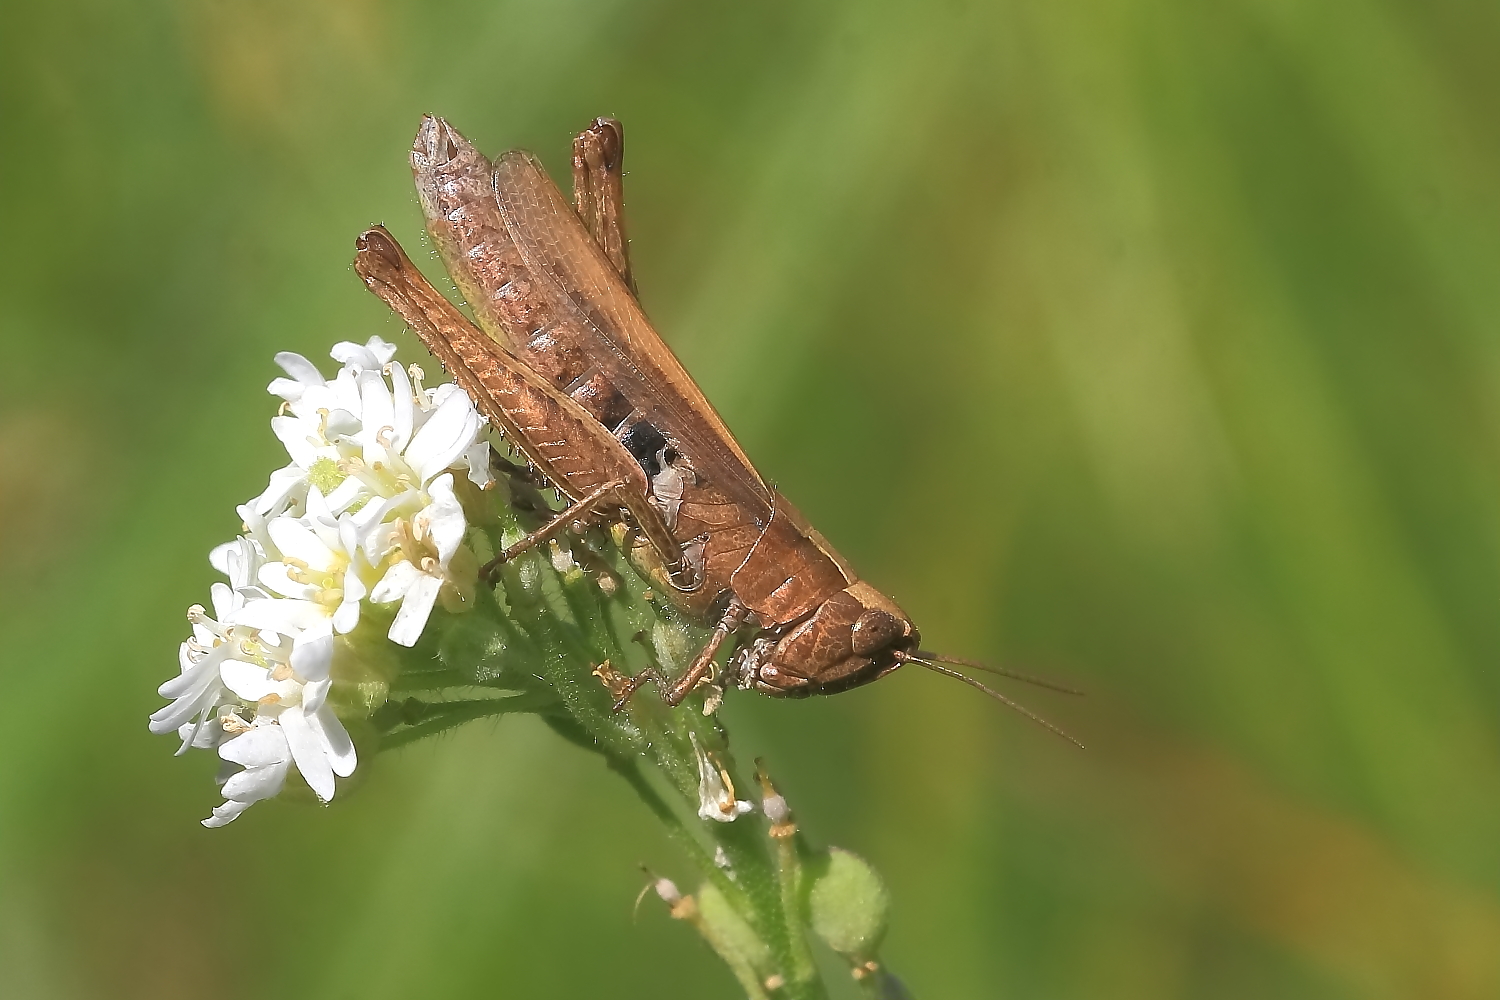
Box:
[3,1,1500,998]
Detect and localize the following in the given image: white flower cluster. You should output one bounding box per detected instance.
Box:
[150,337,493,827]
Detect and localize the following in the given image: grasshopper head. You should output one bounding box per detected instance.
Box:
[733,585,1083,745]
[735,582,919,697]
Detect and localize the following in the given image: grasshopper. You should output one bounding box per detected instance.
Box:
[353,116,1076,738]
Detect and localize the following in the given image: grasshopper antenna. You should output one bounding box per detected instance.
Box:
[909,651,1085,696]
[894,652,1085,749]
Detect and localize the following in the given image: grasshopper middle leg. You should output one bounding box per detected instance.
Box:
[612,597,748,712]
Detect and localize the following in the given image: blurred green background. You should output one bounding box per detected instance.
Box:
[4,0,1500,996]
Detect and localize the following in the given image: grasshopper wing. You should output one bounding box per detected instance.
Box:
[492,150,774,521]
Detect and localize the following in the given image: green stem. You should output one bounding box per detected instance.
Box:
[774,831,820,989]
[377,693,559,751]
[365,481,904,999]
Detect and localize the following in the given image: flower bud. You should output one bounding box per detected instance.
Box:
[806,847,890,960]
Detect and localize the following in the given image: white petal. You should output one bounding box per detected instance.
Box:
[266,518,334,570]
[462,440,494,488]
[370,559,421,604]
[268,377,306,402]
[202,799,252,828]
[219,725,291,767]
[332,597,361,635]
[302,676,332,713]
[237,506,276,560]
[304,485,334,525]
[360,521,396,567]
[310,704,358,777]
[387,360,414,452]
[353,491,414,537]
[324,476,365,515]
[248,465,308,518]
[422,476,467,565]
[257,563,318,602]
[307,513,346,556]
[365,335,398,365]
[152,643,227,732]
[208,582,237,621]
[176,717,228,750]
[405,391,478,485]
[388,573,442,647]
[324,407,363,440]
[287,382,342,416]
[698,798,755,822]
[328,368,363,416]
[158,640,220,697]
[343,566,367,604]
[291,625,334,682]
[150,677,221,735]
[358,370,397,453]
[270,414,326,469]
[220,660,279,702]
[281,706,336,802]
[331,340,380,371]
[209,541,235,576]
[274,351,326,387]
[338,517,361,563]
[231,596,327,634]
[222,761,289,801]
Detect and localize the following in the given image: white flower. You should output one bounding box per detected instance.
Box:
[692,734,753,823]
[249,337,389,519]
[236,499,367,636]
[202,721,290,828]
[202,624,357,826]
[150,539,267,752]
[248,339,490,520]
[366,474,477,646]
[154,336,497,827]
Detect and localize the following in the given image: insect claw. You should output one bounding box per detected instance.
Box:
[610,669,660,712]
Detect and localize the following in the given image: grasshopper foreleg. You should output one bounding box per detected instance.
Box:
[481,479,629,584]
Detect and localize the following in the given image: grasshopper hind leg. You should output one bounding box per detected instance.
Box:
[572,117,634,294]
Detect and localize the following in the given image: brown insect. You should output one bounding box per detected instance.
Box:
[353,116,1077,738]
